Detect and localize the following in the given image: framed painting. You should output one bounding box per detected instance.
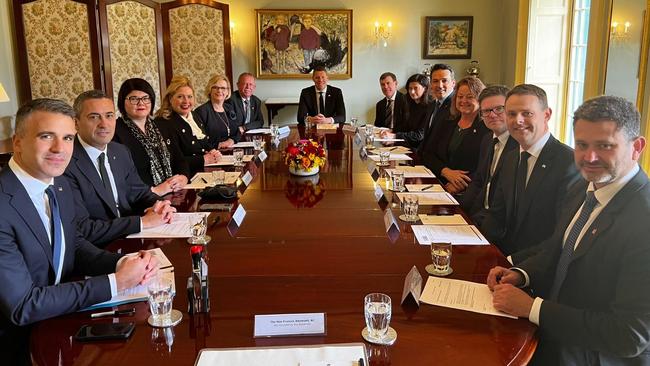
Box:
[423,16,473,59]
[255,9,352,79]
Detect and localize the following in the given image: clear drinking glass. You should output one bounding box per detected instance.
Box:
[402,195,419,221]
[211,170,225,185]
[148,274,175,327]
[391,170,405,191]
[270,124,279,137]
[379,150,391,166]
[252,135,263,151]
[351,116,359,127]
[365,124,374,137]
[233,148,244,166]
[364,293,392,341]
[431,242,452,275]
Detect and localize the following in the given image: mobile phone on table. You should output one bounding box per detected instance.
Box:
[74,322,135,341]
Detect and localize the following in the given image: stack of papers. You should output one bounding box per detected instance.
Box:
[127,212,209,238]
[405,184,445,192]
[196,344,367,366]
[246,128,271,134]
[386,165,435,178]
[418,214,467,225]
[205,155,254,167]
[374,137,405,142]
[376,146,412,154]
[231,141,265,148]
[396,192,459,205]
[184,172,241,189]
[411,224,489,245]
[368,153,412,162]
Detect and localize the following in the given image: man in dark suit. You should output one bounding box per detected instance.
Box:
[297,66,346,124]
[461,85,518,225]
[480,84,580,263]
[488,96,650,365]
[64,90,175,247]
[373,72,408,130]
[0,98,156,364]
[226,72,265,132]
[418,64,455,164]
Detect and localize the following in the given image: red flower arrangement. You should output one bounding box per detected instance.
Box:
[283,139,326,171]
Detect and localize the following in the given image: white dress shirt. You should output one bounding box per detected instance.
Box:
[181,112,206,140]
[484,131,511,209]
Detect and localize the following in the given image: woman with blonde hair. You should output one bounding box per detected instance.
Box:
[155,75,221,174]
[424,76,489,194]
[195,74,240,149]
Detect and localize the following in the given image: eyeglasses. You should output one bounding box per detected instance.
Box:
[126,96,151,105]
[211,86,229,91]
[480,105,505,117]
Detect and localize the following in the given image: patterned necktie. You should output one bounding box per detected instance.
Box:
[385,99,394,129]
[549,191,599,300]
[45,185,63,284]
[514,151,531,217]
[487,138,500,181]
[243,99,250,124]
[429,100,441,128]
[318,92,325,115]
[98,153,117,211]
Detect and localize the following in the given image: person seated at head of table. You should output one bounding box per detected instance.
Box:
[113,78,189,196]
[380,73,433,148]
[154,76,221,175]
[423,76,490,194]
[0,98,158,365]
[296,66,346,125]
[195,74,241,150]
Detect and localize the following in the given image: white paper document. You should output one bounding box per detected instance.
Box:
[418,214,467,225]
[195,343,366,366]
[411,225,489,245]
[254,313,325,337]
[374,137,405,142]
[127,212,209,238]
[405,184,445,192]
[419,276,517,319]
[246,128,271,134]
[368,153,412,162]
[204,155,254,167]
[396,192,459,205]
[386,165,435,178]
[376,146,412,154]
[184,172,240,189]
[84,269,175,311]
[231,141,266,148]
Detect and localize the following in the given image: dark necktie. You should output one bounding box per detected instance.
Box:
[45,185,63,284]
[385,99,394,129]
[549,191,599,300]
[428,100,441,128]
[318,91,325,115]
[486,138,500,182]
[514,151,531,216]
[98,152,117,211]
[243,99,250,124]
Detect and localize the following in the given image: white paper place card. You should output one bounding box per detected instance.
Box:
[232,204,246,226]
[257,150,268,162]
[405,184,445,192]
[241,171,253,186]
[401,265,423,306]
[418,214,467,225]
[373,184,384,202]
[412,225,489,245]
[278,126,291,135]
[396,192,459,206]
[353,133,362,146]
[254,313,326,337]
[383,209,399,233]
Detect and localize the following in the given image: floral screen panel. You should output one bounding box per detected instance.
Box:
[168,4,225,105]
[22,0,95,105]
[106,1,161,112]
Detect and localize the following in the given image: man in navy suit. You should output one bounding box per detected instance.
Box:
[480,84,580,263]
[461,85,518,225]
[297,66,346,125]
[227,72,265,132]
[419,64,455,164]
[488,96,650,365]
[0,98,157,364]
[64,90,175,247]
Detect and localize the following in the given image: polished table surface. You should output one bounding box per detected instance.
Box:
[30,126,537,365]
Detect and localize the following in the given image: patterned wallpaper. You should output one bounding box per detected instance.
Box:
[169,5,225,105]
[22,0,95,105]
[106,1,161,112]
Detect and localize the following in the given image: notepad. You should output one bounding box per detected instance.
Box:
[368,153,412,162]
[396,192,459,205]
[127,212,209,238]
[195,344,367,366]
[184,172,241,189]
[386,165,435,178]
[405,184,445,192]
[204,155,254,167]
[411,224,489,245]
[418,214,467,225]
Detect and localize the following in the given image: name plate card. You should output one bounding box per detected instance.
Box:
[254,313,326,337]
[258,150,268,162]
[383,209,399,233]
[342,124,357,133]
[241,171,253,187]
[353,133,362,146]
[278,126,291,135]
[232,204,246,226]
[401,265,423,306]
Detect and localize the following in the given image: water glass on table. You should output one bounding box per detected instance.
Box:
[351,116,359,127]
[147,275,175,327]
[391,170,405,192]
[211,170,225,185]
[364,293,393,343]
[270,123,279,137]
[233,148,244,166]
[252,135,263,151]
[429,242,453,276]
[400,195,419,222]
[378,150,391,166]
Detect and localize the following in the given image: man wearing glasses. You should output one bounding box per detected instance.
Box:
[480,84,580,264]
[461,85,518,225]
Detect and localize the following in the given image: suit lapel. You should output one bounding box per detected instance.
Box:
[106,144,126,212]
[516,137,557,225]
[493,137,518,179]
[73,138,119,217]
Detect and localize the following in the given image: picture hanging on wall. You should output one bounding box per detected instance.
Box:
[255,9,352,79]
[423,16,473,59]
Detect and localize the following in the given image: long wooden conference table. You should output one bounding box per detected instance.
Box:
[30,126,537,365]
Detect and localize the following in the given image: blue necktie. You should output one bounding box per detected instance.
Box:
[549,191,599,300]
[45,185,63,284]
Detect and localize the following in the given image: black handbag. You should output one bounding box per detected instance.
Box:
[198,185,238,200]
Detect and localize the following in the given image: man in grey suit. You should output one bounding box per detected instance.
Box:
[227,72,265,132]
[0,99,157,364]
[488,96,650,365]
[480,84,580,263]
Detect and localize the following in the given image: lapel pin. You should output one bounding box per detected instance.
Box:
[166,139,171,145]
[182,129,186,133]
[113,156,116,160]
[473,129,477,133]
[592,228,597,235]
[58,187,63,192]
[542,164,546,168]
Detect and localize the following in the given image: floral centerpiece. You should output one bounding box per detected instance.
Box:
[283,139,326,176]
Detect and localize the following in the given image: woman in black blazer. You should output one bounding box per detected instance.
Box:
[195,74,241,148]
[425,76,489,194]
[154,76,221,175]
[112,78,189,196]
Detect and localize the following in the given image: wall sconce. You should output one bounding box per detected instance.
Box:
[610,20,631,43]
[229,21,236,44]
[374,21,392,47]
[0,83,9,103]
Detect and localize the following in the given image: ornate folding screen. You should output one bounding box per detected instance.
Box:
[14,0,102,105]
[162,0,232,105]
[100,0,164,111]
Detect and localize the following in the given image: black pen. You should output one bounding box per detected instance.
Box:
[90,308,135,318]
[358,358,365,366]
[201,177,208,184]
[420,184,434,191]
